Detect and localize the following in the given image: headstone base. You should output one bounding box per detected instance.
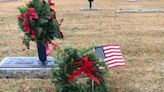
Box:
[80,7,100,11]
[0,68,54,78]
[0,57,59,78]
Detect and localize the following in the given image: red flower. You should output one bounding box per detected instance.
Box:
[48,0,54,6]
[23,21,30,33]
[48,0,55,11]
[45,40,59,56]
[28,8,39,21]
[69,56,100,84]
[31,30,37,39]
[18,13,27,20]
[18,15,23,20]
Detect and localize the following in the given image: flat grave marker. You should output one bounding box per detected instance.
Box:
[117,8,164,13]
[0,0,18,3]
[0,57,59,78]
[128,0,137,2]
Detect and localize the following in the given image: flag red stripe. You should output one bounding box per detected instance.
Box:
[105,55,122,58]
[104,51,121,54]
[103,48,120,51]
[105,58,124,63]
[106,59,124,64]
[103,46,120,50]
[105,53,122,57]
[108,63,125,68]
[104,49,121,53]
[108,62,125,67]
[104,56,123,61]
[108,61,125,65]
[105,58,124,62]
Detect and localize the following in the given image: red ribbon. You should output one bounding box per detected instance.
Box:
[48,0,54,5]
[68,56,100,84]
[48,0,56,18]
[45,40,59,56]
[47,0,64,38]
[48,0,55,10]
[58,19,64,38]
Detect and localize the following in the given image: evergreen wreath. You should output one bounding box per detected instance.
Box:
[17,0,63,49]
[52,47,109,92]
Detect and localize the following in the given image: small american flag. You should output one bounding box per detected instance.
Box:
[94,44,125,68]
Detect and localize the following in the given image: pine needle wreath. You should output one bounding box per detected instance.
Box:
[17,0,63,49]
[52,47,110,92]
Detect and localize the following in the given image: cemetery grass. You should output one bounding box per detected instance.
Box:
[0,0,164,92]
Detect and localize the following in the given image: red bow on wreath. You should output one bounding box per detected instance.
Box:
[68,56,100,84]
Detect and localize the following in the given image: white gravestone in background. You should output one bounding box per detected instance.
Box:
[128,0,137,2]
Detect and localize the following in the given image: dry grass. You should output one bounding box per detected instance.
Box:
[0,0,164,92]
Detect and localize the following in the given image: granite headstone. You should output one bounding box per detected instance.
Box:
[0,57,59,78]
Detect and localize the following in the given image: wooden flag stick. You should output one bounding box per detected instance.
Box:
[91,79,94,92]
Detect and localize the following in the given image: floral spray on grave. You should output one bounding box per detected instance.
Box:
[17,0,63,65]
